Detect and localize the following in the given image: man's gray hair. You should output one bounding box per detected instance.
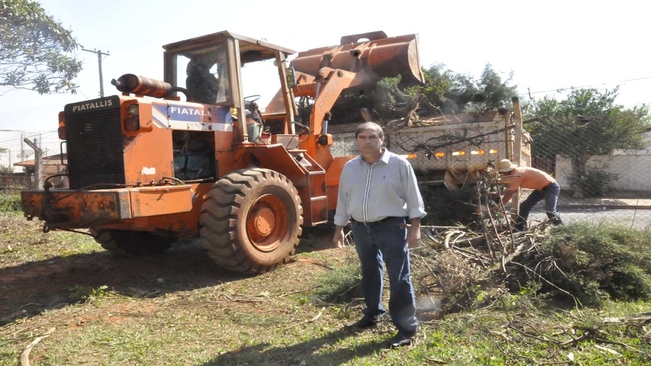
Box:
[355,122,384,139]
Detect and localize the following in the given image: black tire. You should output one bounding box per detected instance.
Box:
[90,228,175,256]
[200,168,303,274]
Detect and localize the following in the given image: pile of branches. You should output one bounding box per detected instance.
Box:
[412,214,555,320]
[412,177,579,319]
[411,174,651,321]
[404,178,651,361]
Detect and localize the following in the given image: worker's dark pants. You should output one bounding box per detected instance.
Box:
[516,182,563,230]
[350,217,418,334]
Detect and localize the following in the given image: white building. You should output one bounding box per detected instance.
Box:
[556,129,651,192]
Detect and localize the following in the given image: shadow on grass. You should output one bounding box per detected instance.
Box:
[0,239,247,323]
[297,223,338,254]
[0,223,340,325]
[202,328,385,366]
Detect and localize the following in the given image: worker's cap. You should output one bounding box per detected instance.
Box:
[497,159,517,172]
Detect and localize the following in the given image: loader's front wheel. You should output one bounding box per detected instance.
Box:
[90,229,175,256]
[200,168,303,274]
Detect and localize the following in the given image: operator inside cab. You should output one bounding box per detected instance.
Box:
[185,49,231,105]
[186,59,220,104]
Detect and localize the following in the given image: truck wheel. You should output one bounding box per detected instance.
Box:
[200,168,303,274]
[90,228,174,256]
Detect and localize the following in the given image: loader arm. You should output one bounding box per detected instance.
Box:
[285,32,424,170]
[293,67,369,143]
[282,67,371,175]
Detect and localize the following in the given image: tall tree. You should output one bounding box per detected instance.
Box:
[0,0,81,94]
[525,88,650,196]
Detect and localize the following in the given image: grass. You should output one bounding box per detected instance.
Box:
[0,213,99,267]
[2,205,651,365]
[0,188,21,213]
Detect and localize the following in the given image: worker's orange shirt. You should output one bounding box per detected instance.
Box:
[508,167,555,191]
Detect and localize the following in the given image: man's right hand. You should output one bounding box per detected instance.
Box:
[332,226,346,249]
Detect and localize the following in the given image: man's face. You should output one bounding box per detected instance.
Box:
[356,128,384,154]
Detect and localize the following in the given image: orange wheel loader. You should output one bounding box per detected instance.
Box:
[20,30,424,274]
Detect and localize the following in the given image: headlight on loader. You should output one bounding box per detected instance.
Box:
[125,116,140,131]
[127,103,140,117]
[124,103,140,132]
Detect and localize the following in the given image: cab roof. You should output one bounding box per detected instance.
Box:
[162,30,296,64]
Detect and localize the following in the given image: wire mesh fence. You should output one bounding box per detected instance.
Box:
[527,117,651,231]
[330,111,651,231]
[2,109,650,230]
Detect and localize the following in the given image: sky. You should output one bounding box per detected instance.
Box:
[1,0,650,168]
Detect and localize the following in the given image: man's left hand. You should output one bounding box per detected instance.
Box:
[406,220,421,249]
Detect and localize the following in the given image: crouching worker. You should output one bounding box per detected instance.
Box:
[498,159,563,230]
[332,122,426,348]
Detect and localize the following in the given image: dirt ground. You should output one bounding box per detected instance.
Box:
[0,222,339,323]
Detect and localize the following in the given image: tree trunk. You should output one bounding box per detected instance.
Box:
[570,154,589,198]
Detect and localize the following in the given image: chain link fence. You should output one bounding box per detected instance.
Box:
[330,112,651,231]
[527,118,651,231]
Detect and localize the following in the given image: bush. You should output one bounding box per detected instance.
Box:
[0,191,22,212]
[0,165,14,175]
[529,223,651,307]
[568,168,619,197]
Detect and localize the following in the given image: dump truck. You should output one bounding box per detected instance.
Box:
[328,99,533,190]
[20,30,424,274]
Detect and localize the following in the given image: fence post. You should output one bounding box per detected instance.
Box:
[511,97,524,219]
[24,138,43,190]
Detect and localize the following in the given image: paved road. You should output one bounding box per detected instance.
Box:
[529,207,651,231]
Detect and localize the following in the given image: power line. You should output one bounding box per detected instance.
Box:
[520,76,651,98]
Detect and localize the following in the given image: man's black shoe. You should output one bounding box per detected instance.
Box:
[345,317,377,329]
[386,331,414,348]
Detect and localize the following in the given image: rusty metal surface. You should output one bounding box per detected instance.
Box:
[291,33,424,86]
[21,185,194,229]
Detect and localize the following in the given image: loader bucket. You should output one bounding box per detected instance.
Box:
[291,31,424,86]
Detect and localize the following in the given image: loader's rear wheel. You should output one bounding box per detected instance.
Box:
[200,168,303,274]
[90,228,175,256]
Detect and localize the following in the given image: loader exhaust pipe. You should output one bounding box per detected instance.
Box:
[290,31,425,86]
[111,74,188,99]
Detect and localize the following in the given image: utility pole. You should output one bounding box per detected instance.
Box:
[20,131,25,161]
[82,48,110,97]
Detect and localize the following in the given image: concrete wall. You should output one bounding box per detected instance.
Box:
[555,154,651,191]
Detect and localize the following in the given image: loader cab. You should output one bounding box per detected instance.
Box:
[162,31,298,142]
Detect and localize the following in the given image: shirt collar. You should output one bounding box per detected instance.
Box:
[357,148,390,165]
[379,148,390,163]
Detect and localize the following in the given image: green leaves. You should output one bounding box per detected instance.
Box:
[527,88,649,158]
[420,63,517,114]
[536,223,651,307]
[525,88,650,196]
[0,0,81,94]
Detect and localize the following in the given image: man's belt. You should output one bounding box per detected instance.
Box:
[352,216,404,226]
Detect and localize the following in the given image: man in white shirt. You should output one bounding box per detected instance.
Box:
[333,122,426,348]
